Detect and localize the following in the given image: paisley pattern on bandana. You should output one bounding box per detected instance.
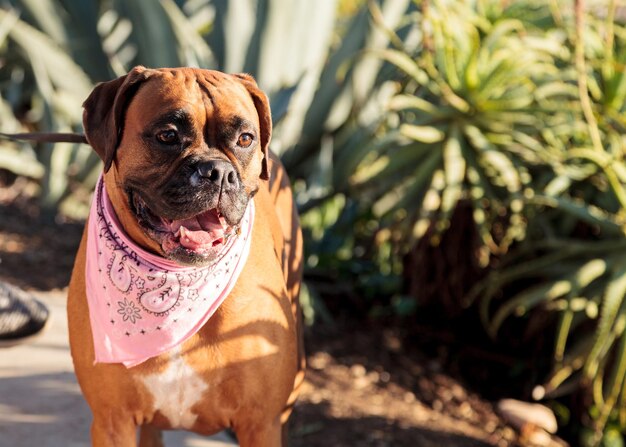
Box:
[85,176,254,368]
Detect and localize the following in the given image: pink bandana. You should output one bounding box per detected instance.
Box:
[85,177,254,368]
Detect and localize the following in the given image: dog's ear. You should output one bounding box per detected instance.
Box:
[83,66,152,172]
[233,73,272,180]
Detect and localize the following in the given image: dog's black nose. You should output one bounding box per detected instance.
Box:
[197,160,239,189]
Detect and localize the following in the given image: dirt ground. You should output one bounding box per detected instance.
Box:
[0,175,529,447]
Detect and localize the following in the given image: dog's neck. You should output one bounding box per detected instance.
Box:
[103,167,163,256]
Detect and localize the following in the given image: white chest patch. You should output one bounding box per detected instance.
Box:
[138,347,208,429]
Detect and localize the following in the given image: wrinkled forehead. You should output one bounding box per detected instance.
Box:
[124,68,259,128]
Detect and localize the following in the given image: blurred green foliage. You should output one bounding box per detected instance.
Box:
[2,0,626,444]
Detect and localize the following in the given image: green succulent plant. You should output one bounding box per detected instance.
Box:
[350,0,569,266]
[465,1,626,443]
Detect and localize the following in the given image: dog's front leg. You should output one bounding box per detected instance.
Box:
[138,425,164,447]
[91,413,138,447]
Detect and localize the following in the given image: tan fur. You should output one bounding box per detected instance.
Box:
[67,67,304,447]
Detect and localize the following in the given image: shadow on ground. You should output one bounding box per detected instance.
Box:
[290,400,494,447]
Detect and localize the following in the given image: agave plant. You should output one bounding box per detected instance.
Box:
[335,0,626,443]
[467,1,626,443]
[349,0,570,266]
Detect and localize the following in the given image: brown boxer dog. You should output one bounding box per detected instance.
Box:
[67,66,304,447]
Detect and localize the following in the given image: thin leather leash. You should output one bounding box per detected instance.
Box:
[0,132,88,144]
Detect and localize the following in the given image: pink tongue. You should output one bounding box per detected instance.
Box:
[171,209,227,252]
[179,226,221,251]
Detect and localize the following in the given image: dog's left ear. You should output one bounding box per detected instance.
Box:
[83,66,152,172]
[233,73,272,180]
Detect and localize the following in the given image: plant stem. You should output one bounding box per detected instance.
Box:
[574,0,626,221]
[575,0,602,153]
[603,0,616,82]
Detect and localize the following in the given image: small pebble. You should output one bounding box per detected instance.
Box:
[350,364,367,378]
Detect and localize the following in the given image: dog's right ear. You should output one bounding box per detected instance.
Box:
[82,66,151,172]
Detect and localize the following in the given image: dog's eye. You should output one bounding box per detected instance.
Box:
[156,130,179,145]
[237,133,254,148]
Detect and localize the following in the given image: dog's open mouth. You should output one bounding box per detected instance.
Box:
[162,208,229,254]
[131,192,236,258]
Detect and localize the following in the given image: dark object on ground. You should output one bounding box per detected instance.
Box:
[0,281,50,347]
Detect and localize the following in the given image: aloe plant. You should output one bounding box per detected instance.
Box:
[464,1,626,444]
[321,0,626,443]
[349,0,569,267]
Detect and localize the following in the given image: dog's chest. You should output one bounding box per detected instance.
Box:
[138,347,207,429]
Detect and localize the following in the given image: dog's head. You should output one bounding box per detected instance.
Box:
[83,66,271,266]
